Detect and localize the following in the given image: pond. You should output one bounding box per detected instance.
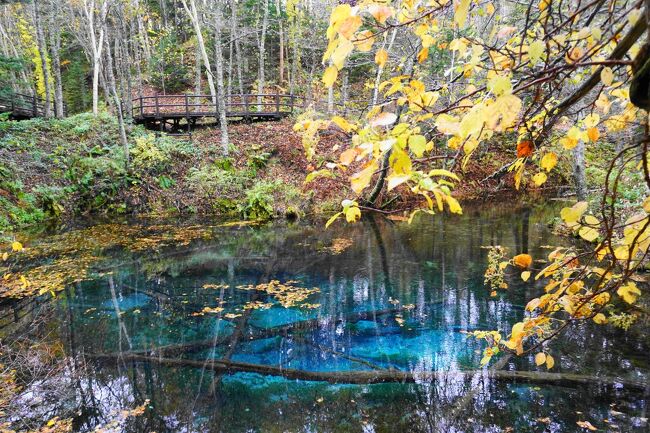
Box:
[2,203,648,432]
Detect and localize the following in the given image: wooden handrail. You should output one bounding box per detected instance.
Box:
[129,93,357,122]
[0,91,63,118]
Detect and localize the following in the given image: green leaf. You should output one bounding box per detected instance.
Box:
[408,134,427,157]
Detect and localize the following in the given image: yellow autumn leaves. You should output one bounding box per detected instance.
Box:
[321,3,394,88]
[534,352,555,369]
[560,201,600,242]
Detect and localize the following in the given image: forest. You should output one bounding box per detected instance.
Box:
[0,0,649,432]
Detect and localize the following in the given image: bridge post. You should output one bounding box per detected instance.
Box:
[139,96,143,119]
[155,94,160,118]
[243,94,250,123]
[275,94,280,114]
[185,94,191,135]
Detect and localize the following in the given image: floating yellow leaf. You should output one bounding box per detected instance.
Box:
[521,270,531,281]
[583,113,600,128]
[576,420,597,431]
[487,74,512,96]
[331,38,354,69]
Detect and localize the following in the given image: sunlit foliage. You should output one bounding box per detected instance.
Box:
[298,0,649,366]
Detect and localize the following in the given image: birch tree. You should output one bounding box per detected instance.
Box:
[212,4,229,154]
[257,0,269,109]
[81,0,110,115]
[103,34,129,164]
[229,0,244,96]
[180,0,216,104]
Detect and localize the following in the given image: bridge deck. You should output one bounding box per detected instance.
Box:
[132,94,299,123]
[0,92,56,119]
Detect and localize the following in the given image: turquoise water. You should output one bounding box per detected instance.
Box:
[3,203,649,432]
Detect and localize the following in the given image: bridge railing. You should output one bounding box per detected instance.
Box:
[132,94,302,119]
[0,92,60,118]
[131,93,360,120]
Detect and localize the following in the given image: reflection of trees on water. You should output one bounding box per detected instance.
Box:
[3,203,649,432]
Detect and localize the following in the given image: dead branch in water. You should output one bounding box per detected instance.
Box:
[88,353,649,390]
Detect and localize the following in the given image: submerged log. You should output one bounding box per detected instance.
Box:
[89,353,649,391]
[122,306,409,358]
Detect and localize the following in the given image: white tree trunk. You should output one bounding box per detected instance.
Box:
[372,29,397,106]
[181,0,216,104]
[213,7,229,154]
[83,0,109,115]
[103,35,129,165]
[257,0,269,109]
[229,0,244,95]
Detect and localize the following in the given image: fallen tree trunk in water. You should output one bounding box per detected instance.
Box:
[121,306,409,357]
[89,353,649,391]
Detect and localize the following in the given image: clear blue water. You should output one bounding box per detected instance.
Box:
[3,203,649,432]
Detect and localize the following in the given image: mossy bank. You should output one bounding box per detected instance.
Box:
[0,113,341,234]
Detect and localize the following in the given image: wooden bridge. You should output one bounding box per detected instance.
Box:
[0,92,57,119]
[132,93,342,132]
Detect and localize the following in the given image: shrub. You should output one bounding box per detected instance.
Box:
[186,163,251,200]
[130,133,196,173]
[131,135,169,171]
